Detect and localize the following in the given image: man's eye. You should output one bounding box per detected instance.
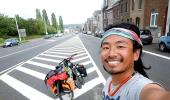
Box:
[117,45,125,48]
[102,46,109,50]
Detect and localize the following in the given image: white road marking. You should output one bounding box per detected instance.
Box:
[80,60,91,66]
[49,48,84,53]
[53,46,83,50]
[77,36,106,85]
[16,66,46,80]
[44,51,72,55]
[40,53,68,58]
[74,52,87,57]
[143,50,170,60]
[0,61,24,75]
[86,67,96,74]
[34,56,61,63]
[1,75,55,100]
[26,60,55,70]
[72,50,85,55]
[45,39,56,42]
[0,42,52,59]
[72,56,89,62]
[74,77,103,99]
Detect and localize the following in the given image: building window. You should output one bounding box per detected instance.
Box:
[117,8,119,17]
[150,9,158,27]
[132,0,135,11]
[130,18,132,22]
[138,0,142,9]
[125,2,128,12]
[120,4,123,13]
[104,0,108,7]
[136,17,140,27]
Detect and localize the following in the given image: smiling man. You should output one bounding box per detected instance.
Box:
[101,23,170,100]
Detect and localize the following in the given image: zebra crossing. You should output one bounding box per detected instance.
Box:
[0,36,106,100]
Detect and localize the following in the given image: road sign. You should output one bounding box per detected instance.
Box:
[19,29,27,37]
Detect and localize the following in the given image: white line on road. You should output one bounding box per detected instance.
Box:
[143,50,170,60]
[16,66,46,80]
[74,52,87,57]
[40,53,68,58]
[0,61,25,75]
[74,77,103,99]
[72,56,89,62]
[26,60,55,70]
[0,75,55,100]
[86,67,96,74]
[49,48,84,53]
[0,42,52,59]
[34,56,61,63]
[80,60,91,66]
[44,51,72,55]
[77,36,106,85]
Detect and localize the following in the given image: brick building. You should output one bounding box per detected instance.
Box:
[102,0,169,41]
[144,0,168,37]
[119,0,130,22]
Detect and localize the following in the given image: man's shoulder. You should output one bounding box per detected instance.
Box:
[132,73,153,84]
[127,73,154,93]
[140,83,168,100]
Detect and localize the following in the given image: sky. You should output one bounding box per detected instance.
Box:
[0,0,103,25]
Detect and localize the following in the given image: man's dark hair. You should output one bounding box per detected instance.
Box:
[104,22,150,78]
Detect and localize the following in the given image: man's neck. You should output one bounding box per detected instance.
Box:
[111,70,134,85]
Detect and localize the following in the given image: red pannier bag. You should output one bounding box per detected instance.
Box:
[47,71,68,86]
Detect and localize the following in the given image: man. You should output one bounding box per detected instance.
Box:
[101,23,170,100]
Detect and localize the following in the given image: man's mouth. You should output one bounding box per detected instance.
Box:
[108,61,120,64]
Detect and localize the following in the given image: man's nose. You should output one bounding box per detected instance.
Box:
[109,47,118,57]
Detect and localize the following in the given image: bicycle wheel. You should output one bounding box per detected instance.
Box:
[56,81,63,100]
[78,76,85,85]
[61,89,74,100]
[75,76,82,89]
[61,82,74,100]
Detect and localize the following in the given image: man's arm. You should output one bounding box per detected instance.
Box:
[140,83,170,100]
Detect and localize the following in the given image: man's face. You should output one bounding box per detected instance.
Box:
[100,35,140,75]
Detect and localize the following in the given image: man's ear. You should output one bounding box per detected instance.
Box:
[134,49,140,61]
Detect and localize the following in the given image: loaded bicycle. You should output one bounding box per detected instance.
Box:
[44,54,87,100]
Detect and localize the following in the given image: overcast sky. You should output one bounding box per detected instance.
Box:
[0,0,103,24]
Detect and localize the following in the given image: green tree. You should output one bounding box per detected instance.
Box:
[42,9,50,25]
[0,14,17,38]
[36,8,42,20]
[35,9,45,34]
[59,16,64,33]
[51,13,58,33]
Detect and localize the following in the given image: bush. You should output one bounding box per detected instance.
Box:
[0,38,4,46]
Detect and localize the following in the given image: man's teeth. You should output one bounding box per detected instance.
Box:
[108,61,120,64]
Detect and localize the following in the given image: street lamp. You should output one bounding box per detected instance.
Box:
[14,15,21,41]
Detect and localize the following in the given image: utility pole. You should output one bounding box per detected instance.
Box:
[43,17,48,35]
[15,15,21,41]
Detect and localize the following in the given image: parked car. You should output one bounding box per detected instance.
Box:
[55,33,64,37]
[140,29,153,44]
[44,34,51,39]
[3,38,19,48]
[158,32,170,52]
[87,31,92,35]
[94,30,104,38]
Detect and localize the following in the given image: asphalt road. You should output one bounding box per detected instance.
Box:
[0,33,170,100]
[0,34,75,74]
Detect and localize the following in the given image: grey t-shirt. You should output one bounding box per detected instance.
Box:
[102,73,154,100]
